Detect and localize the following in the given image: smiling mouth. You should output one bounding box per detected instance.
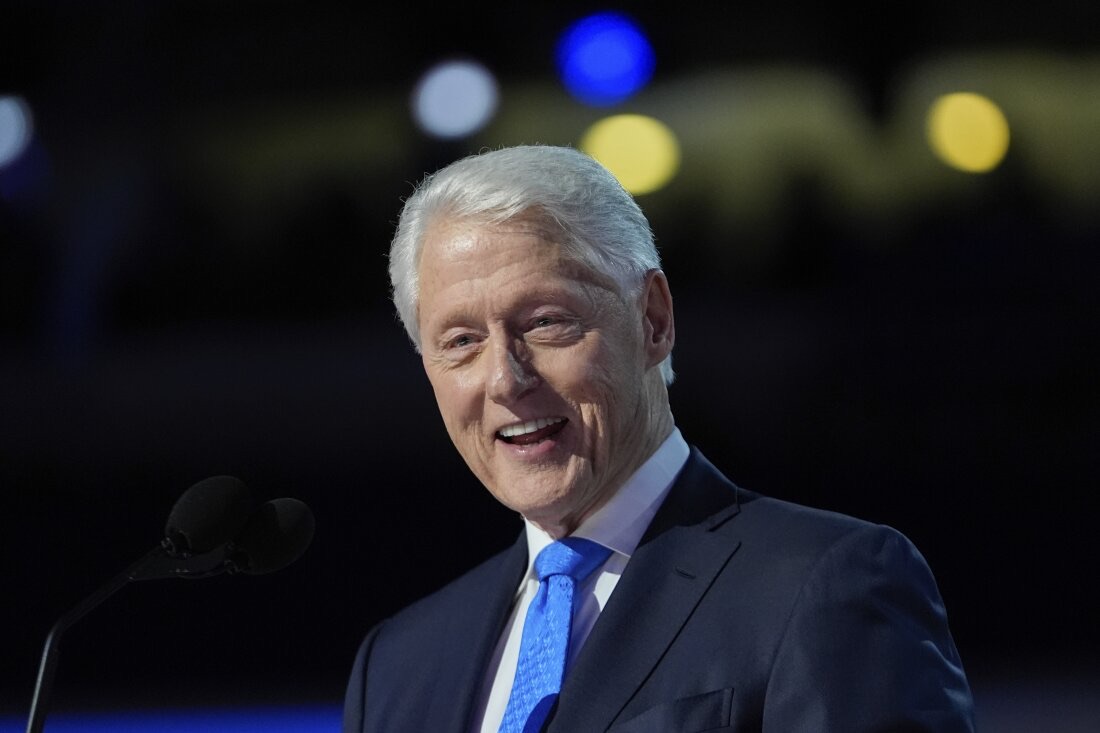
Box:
[497,417,567,446]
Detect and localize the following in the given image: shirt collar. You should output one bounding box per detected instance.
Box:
[520,427,689,582]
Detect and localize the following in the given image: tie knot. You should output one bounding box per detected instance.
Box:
[534,537,612,584]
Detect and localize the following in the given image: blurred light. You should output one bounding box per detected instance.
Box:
[557,12,656,106]
[580,114,680,195]
[412,60,499,139]
[926,92,1010,173]
[0,705,340,733]
[0,95,34,168]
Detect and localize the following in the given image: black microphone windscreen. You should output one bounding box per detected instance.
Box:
[232,498,315,575]
[164,476,255,554]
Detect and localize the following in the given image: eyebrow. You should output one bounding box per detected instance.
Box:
[427,280,604,337]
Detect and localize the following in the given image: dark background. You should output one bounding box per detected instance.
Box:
[2,1,1098,728]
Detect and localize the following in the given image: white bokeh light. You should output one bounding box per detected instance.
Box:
[412,60,499,139]
[0,96,34,168]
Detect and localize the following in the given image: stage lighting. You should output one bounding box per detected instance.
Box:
[0,95,33,169]
[580,114,680,195]
[927,92,1010,173]
[557,12,656,106]
[412,60,499,139]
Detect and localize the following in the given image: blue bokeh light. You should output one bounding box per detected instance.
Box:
[0,95,34,168]
[556,12,656,106]
[0,705,341,733]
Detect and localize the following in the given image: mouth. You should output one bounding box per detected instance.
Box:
[496,417,568,446]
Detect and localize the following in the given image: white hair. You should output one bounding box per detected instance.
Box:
[389,144,674,384]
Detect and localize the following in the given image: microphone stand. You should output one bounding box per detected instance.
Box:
[25,541,232,733]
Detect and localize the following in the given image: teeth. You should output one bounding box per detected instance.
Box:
[499,417,565,438]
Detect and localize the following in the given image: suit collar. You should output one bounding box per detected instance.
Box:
[431,531,528,733]
[548,447,743,732]
[639,447,742,539]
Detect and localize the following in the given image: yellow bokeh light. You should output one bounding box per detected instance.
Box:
[580,114,680,195]
[926,92,1010,173]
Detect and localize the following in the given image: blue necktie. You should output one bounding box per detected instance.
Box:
[497,537,612,733]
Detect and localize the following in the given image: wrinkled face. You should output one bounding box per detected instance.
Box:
[416,216,671,536]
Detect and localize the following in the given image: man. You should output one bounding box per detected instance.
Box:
[344,145,975,732]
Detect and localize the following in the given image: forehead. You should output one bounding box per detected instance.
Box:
[418,215,615,290]
[421,213,555,258]
[416,216,626,329]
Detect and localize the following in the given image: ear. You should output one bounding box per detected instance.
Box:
[640,269,675,367]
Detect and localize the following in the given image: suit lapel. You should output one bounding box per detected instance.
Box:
[548,449,744,732]
[432,531,528,732]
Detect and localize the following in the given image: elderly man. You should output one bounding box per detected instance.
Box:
[344,145,975,732]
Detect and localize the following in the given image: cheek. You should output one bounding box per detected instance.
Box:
[428,370,482,431]
[559,348,634,419]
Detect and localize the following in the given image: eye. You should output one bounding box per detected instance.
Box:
[436,328,482,354]
[524,313,582,344]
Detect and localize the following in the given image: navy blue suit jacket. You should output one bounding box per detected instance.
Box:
[344,448,975,732]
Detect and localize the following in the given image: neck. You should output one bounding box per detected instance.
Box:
[529,405,676,539]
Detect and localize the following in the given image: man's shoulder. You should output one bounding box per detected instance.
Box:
[741,489,886,540]
[344,535,527,730]
[376,534,524,638]
[736,489,926,573]
[684,447,922,566]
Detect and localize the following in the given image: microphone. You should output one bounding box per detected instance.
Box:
[26,476,314,733]
[230,498,316,575]
[164,474,255,554]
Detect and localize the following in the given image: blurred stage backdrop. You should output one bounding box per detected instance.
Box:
[1,2,1098,731]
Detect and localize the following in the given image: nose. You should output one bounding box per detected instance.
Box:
[486,336,539,404]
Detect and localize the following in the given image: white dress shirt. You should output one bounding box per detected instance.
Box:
[471,428,690,733]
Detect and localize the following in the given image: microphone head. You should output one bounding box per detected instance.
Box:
[230,498,315,575]
[164,476,256,555]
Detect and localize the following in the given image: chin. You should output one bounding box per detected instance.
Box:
[500,484,578,522]
[518,488,606,536]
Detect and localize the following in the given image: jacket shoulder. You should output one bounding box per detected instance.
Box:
[377,533,524,640]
